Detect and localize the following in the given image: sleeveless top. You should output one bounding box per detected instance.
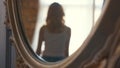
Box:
[43,26,70,57]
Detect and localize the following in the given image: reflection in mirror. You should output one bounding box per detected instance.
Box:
[32,0,104,59]
[19,0,104,62]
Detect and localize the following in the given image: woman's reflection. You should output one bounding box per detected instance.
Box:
[36,2,71,62]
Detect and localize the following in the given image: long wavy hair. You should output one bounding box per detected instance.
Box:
[46,2,65,33]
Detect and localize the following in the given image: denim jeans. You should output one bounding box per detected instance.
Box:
[42,56,65,62]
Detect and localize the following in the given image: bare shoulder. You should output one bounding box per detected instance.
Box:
[64,25,71,38]
[64,25,71,32]
[41,25,46,29]
[39,25,47,35]
[40,25,46,31]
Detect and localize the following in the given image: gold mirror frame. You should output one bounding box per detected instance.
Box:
[6,0,120,68]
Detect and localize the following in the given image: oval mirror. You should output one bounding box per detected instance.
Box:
[7,0,120,67]
[18,0,104,62]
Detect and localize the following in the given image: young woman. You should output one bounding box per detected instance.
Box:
[36,2,71,62]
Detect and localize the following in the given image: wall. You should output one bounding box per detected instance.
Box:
[0,0,6,68]
[21,0,38,43]
[0,0,16,68]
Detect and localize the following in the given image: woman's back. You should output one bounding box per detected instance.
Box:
[43,26,71,57]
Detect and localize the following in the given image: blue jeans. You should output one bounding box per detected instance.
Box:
[42,56,65,62]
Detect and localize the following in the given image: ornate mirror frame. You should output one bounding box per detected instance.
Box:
[6,0,120,68]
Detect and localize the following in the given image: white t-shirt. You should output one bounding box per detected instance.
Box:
[43,26,70,57]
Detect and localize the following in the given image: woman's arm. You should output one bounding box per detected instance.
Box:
[36,26,45,55]
[65,27,71,57]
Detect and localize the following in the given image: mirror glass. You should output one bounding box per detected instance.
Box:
[19,0,104,62]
